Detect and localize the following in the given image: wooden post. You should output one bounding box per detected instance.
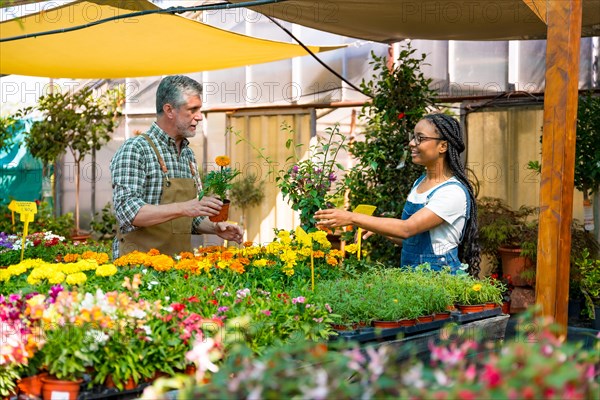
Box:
[536,0,582,332]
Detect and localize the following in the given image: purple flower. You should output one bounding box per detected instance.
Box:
[217,306,229,313]
[328,173,336,182]
[292,165,299,173]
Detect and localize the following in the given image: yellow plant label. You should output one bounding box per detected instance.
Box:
[352,204,376,260]
[353,204,376,216]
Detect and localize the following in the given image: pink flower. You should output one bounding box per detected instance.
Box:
[324,303,332,313]
[261,310,271,316]
[481,364,502,388]
[292,296,305,304]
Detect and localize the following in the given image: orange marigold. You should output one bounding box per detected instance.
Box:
[178,252,195,259]
[313,251,325,259]
[148,248,161,256]
[63,253,80,262]
[229,261,245,274]
[243,241,254,248]
[326,256,339,266]
[238,257,251,265]
[215,155,230,167]
[149,254,175,271]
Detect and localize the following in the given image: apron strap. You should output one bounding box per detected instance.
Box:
[142,134,170,184]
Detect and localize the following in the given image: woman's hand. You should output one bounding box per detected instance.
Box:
[314,209,354,228]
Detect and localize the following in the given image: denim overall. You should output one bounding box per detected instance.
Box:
[400,175,470,273]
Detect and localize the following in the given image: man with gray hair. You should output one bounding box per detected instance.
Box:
[110,75,243,258]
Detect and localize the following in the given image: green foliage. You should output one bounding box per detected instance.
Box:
[90,202,117,241]
[43,324,98,380]
[345,44,436,266]
[233,123,347,232]
[0,114,19,152]
[575,93,600,196]
[276,124,347,231]
[0,365,19,397]
[577,248,600,318]
[20,85,123,232]
[477,197,539,263]
[202,156,241,200]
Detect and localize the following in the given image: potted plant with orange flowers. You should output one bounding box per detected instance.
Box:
[202,155,240,222]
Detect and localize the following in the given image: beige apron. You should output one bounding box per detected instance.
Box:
[118,134,197,256]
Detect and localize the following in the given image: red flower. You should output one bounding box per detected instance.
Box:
[208,299,218,306]
[172,303,185,312]
[398,112,405,119]
[187,295,199,303]
[481,364,502,388]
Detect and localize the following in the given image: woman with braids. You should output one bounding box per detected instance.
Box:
[315,113,481,276]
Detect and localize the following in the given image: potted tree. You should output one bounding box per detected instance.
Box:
[477,197,539,286]
[229,173,265,232]
[21,85,123,237]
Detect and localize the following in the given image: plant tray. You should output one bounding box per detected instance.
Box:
[451,307,502,324]
[331,319,448,343]
[78,382,149,400]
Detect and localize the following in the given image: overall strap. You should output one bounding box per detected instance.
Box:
[142,134,170,184]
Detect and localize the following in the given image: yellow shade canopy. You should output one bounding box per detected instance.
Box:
[0,0,344,79]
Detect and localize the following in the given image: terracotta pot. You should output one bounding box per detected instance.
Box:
[41,376,82,400]
[18,372,47,397]
[484,302,497,310]
[209,199,230,222]
[373,320,402,329]
[498,246,535,286]
[104,374,115,389]
[397,318,418,327]
[123,377,137,391]
[457,304,485,314]
[185,364,197,376]
[433,312,452,321]
[416,315,434,323]
[501,301,511,314]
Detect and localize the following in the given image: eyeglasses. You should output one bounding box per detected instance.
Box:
[408,133,445,146]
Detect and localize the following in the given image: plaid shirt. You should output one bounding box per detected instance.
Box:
[110,123,204,255]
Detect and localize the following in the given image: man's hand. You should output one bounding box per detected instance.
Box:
[214,222,244,244]
[181,196,222,218]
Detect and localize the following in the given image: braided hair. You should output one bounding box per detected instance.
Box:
[423,113,481,277]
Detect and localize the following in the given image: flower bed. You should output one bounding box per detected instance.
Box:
[1,228,518,398]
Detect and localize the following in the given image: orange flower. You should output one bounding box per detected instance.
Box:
[215,155,230,167]
[229,261,245,274]
[63,253,80,262]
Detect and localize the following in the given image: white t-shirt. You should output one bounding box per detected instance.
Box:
[406,177,467,256]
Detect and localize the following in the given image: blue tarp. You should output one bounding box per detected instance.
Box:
[0,119,43,206]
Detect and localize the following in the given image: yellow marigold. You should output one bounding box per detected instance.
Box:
[66,272,87,285]
[345,244,359,254]
[216,260,228,269]
[215,155,230,167]
[329,249,344,259]
[48,271,66,284]
[63,253,80,262]
[472,283,482,292]
[253,259,268,267]
[96,264,118,277]
[283,267,295,277]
